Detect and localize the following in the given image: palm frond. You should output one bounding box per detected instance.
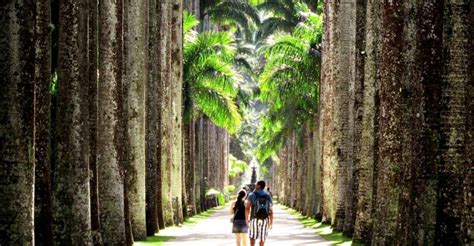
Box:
[194,90,242,133]
[208,0,260,25]
[257,17,295,40]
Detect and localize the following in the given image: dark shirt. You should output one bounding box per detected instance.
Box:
[246,189,273,219]
[233,201,246,220]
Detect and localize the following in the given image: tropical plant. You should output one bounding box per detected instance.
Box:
[228,154,249,178]
[256,11,323,162]
[203,0,260,36]
[183,12,243,133]
[256,0,322,40]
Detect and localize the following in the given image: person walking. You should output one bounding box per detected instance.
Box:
[245,180,273,246]
[230,189,248,246]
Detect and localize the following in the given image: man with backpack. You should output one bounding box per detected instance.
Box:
[245,180,273,246]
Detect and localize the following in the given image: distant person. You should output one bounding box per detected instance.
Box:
[231,189,248,246]
[245,180,273,246]
[266,188,273,198]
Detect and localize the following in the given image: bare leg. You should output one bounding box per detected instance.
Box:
[241,234,248,246]
[250,238,255,246]
[236,233,241,246]
[259,241,264,246]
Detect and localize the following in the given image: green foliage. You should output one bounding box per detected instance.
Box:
[203,0,260,40]
[182,207,221,226]
[205,188,226,206]
[284,206,363,246]
[217,193,226,205]
[256,11,323,162]
[256,1,317,40]
[260,165,269,175]
[224,185,236,194]
[50,71,58,95]
[228,154,249,178]
[207,0,260,27]
[134,207,224,245]
[133,236,174,246]
[184,12,243,133]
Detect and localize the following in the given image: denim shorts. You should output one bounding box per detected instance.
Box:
[232,219,248,233]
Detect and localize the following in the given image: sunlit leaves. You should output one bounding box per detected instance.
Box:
[256,9,322,162]
[184,13,243,133]
[206,0,260,33]
[228,154,249,178]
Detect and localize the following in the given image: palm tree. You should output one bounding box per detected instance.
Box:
[0,2,35,244]
[54,0,92,243]
[183,12,244,215]
[255,14,322,216]
[123,0,147,240]
[256,0,322,40]
[97,0,127,243]
[256,13,322,161]
[202,0,260,31]
[183,12,243,133]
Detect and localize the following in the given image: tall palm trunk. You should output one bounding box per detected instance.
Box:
[0,2,35,244]
[370,1,404,244]
[170,0,184,224]
[155,0,169,230]
[289,133,296,207]
[294,133,302,211]
[34,1,54,244]
[353,0,381,243]
[88,0,100,244]
[195,117,204,212]
[146,0,162,236]
[160,0,174,226]
[185,120,197,215]
[183,0,201,218]
[304,124,314,216]
[313,111,323,218]
[124,0,147,240]
[98,0,127,243]
[201,118,210,210]
[319,0,337,223]
[343,0,366,236]
[53,0,92,243]
[436,1,472,244]
[332,0,356,231]
[208,124,217,189]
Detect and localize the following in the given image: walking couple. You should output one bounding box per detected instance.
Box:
[230,180,273,246]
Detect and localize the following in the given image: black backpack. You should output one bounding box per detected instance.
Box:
[253,193,270,220]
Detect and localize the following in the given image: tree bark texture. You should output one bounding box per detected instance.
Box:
[370,1,404,244]
[98,0,127,243]
[185,120,197,215]
[436,1,472,244]
[0,1,35,244]
[353,0,381,243]
[160,0,174,226]
[146,0,161,236]
[88,0,101,244]
[124,0,148,240]
[53,0,92,243]
[34,0,54,245]
[333,0,356,231]
[170,0,184,224]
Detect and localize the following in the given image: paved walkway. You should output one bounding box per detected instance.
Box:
[164,204,331,246]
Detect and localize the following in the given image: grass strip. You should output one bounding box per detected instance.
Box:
[282,206,363,246]
[134,205,224,246]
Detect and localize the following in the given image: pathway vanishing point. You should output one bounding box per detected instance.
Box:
[163,204,331,246]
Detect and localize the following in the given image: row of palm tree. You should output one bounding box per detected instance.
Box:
[0,1,248,244]
[261,1,472,246]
